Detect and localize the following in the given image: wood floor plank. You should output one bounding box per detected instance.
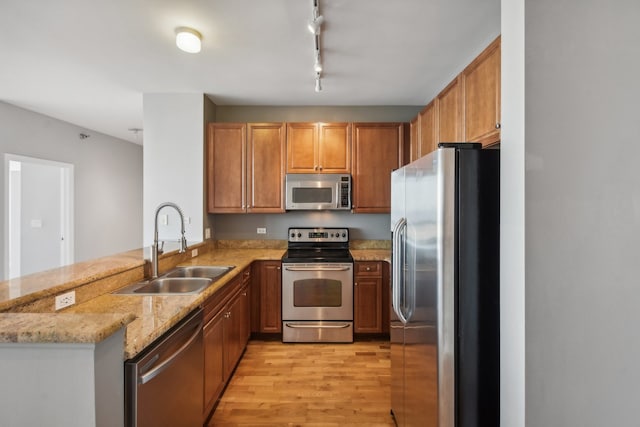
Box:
[207,339,394,426]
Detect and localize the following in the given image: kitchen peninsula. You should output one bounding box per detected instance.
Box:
[0,240,389,426]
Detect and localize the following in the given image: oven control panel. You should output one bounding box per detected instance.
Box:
[287,227,349,243]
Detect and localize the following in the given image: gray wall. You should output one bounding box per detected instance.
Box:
[213,105,421,123]
[214,212,391,241]
[523,1,640,425]
[0,101,143,279]
[209,105,419,240]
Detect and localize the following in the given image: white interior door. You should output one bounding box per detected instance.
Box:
[4,154,74,279]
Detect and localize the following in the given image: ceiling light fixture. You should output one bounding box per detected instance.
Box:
[175,27,202,53]
[315,73,322,93]
[314,52,323,73]
[309,0,324,92]
[307,0,324,35]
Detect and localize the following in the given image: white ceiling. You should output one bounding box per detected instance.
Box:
[0,0,500,144]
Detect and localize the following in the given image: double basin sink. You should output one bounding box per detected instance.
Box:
[113,266,234,295]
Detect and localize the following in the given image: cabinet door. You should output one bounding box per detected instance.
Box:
[246,123,285,213]
[354,262,383,333]
[437,76,464,143]
[318,123,351,173]
[238,284,251,347]
[207,123,246,213]
[354,277,383,333]
[419,101,437,157]
[203,310,224,416]
[464,36,501,146]
[409,115,420,162]
[352,123,405,213]
[223,294,243,381]
[259,261,282,333]
[286,122,318,173]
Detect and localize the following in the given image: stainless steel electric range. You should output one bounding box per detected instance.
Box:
[281,227,354,343]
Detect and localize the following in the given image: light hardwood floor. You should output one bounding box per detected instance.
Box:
[207,339,395,426]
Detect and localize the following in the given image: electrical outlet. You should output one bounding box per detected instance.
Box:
[191,248,199,257]
[257,227,267,234]
[55,291,76,310]
[205,228,211,239]
[161,214,168,225]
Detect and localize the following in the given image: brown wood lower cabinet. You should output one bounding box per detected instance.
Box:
[354,261,390,334]
[202,268,251,420]
[251,260,282,334]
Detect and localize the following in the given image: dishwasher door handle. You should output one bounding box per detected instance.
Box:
[139,319,203,385]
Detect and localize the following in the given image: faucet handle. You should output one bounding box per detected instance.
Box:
[180,236,188,253]
[157,241,164,255]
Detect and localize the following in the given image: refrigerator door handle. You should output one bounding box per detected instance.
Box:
[392,217,408,324]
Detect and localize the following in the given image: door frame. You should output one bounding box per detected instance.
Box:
[3,154,74,280]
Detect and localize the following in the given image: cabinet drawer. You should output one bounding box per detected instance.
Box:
[355,261,382,277]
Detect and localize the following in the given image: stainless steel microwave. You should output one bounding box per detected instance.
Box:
[285,174,351,210]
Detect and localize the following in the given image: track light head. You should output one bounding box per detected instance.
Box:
[314,54,323,73]
[307,15,324,35]
[315,74,322,92]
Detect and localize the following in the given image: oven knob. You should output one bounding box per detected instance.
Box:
[297,233,302,238]
[290,233,295,238]
[342,233,346,238]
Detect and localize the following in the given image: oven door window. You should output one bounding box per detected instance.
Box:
[293,279,342,307]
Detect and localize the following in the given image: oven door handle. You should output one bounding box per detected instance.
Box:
[284,266,351,272]
[284,322,351,329]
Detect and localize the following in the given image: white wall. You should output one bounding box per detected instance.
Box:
[0,101,143,279]
[143,94,205,246]
[500,0,525,425]
[502,1,640,425]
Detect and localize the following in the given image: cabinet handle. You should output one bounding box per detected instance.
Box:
[242,292,247,296]
[355,282,358,286]
[495,122,501,129]
[314,165,319,171]
[277,267,281,270]
[366,267,371,271]
[318,165,323,171]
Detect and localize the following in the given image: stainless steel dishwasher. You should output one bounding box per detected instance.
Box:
[125,308,204,427]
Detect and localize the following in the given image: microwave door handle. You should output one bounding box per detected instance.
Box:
[336,182,340,209]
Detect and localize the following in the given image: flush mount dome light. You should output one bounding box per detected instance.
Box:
[175,27,202,53]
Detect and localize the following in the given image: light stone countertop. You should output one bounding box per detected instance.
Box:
[0,246,390,358]
[0,249,146,312]
[0,312,136,344]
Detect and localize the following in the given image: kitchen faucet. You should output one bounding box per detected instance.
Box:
[151,202,187,278]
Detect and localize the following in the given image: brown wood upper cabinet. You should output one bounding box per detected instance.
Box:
[286,122,351,173]
[437,75,464,144]
[207,122,286,213]
[409,115,419,163]
[351,123,405,213]
[463,36,501,146]
[409,100,438,163]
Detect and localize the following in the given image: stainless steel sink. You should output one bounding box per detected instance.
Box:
[113,265,235,295]
[132,277,213,294]
[165,266,233,279]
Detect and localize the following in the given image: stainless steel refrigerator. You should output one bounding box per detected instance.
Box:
[390,143,500,427]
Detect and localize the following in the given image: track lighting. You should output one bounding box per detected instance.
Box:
[309,0,324,92]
